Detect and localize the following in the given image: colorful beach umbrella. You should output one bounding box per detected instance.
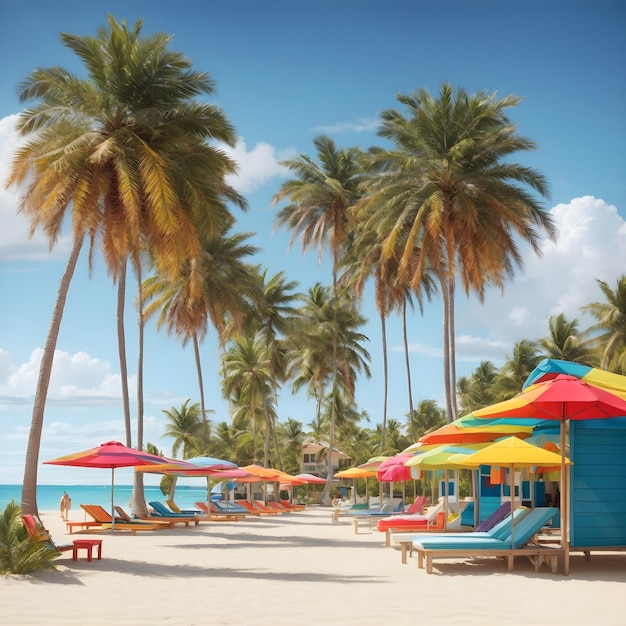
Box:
[45,441,169,529]
[473,373,626,574]
[417,418,534,445]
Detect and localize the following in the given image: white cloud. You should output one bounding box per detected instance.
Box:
[0,348,128,406]
[0,115,72,261]
[222,137,291,194]
[457,196,626,361]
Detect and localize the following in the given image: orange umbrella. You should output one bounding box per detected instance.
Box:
[418,421,533,445]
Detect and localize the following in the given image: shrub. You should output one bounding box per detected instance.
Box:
[0,501,59,575]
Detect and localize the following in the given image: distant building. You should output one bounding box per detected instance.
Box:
[301,440,351,478]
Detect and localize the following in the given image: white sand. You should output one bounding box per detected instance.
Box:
[1,507,624,626]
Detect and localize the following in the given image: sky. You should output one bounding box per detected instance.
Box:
[0,0,625,486]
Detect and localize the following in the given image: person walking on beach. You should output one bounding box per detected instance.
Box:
[60,491,71,521]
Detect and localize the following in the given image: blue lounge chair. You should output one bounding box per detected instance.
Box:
[412,507,562,574]
[394,507,529,563]
[213,500,249,514]
[147,501,200,526]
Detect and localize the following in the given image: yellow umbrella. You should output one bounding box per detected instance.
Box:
[335,467,377,504]
[334,467,377,479]
[461,436,572,549]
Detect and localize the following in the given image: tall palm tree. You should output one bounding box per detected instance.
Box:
[273,137,364,503]
[582,276,626,373]
[143,228,259,431]
[221,334,275,466]
[242,269,299,469]
[287,284,370,499]
[6,16,243,515]
[360,83,555,423]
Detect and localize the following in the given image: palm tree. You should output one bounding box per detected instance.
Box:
[538,313,595,365]
[221,334,274,466]
[161,399,205,500]
[273,136,365,503]
[242,268,299,469]
[287,284,370,500]
[495,339,542,400]
[360,83,555,423]
[408,399,446,440]
[456,360,501,415]
[582,276,626,373]
[7,16,243,515]
[161,400,205,459]
[143,228,259,432]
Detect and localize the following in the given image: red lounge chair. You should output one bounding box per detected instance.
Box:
[21,514,74,555]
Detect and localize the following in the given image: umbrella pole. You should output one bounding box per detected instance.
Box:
[561,417,570,575]
[509,464,515,548]
[111,468,115,531]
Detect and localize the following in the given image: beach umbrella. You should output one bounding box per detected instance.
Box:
[461,436,571,550]
[473,373,626,573]
[335,467,377,504]
[45,441,169,529]
[294,473,327,484]
[417,418,534,446]
[376,454,416,507]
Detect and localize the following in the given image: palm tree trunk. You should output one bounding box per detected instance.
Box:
[117,260,132,447]
[21,237,82,516]
[380,312,388,454]
[320,337,338,506]
[131,264,148,517]
[441,277,454,423]
[193,333,209,446]
[447,280,458,421]
[402,300,416,441]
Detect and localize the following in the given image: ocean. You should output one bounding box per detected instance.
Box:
[0,484,211,512]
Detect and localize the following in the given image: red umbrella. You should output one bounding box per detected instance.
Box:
[473,374,626,574]
[45,441,169,529]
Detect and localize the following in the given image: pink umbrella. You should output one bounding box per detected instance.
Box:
[377,454,415,509]
[45,441,169,529]
[294,473,327,484]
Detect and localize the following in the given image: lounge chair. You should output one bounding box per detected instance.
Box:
[266,501,292,512]
[412,507,562,574]
[146,501,200,526]
[393,507,530,563]
[254,500,287,514]
[211,500,250,515]
[22,514,74,555]
[114,506,178,529]
[349,500,406,533]
[165,499,204,515]
[378,501,443,533]
[193,502,246,521]
[80,504,166,533]
[280,499,306,511]
[228,500,272,516]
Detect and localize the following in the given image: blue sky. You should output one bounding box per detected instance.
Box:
[0,1,625,485]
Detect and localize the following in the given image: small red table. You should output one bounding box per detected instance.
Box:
[72,539,103,562]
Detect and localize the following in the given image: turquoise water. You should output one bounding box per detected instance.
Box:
[0,484,211,512]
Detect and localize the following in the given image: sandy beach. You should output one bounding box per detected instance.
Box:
[1,506,624,626]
